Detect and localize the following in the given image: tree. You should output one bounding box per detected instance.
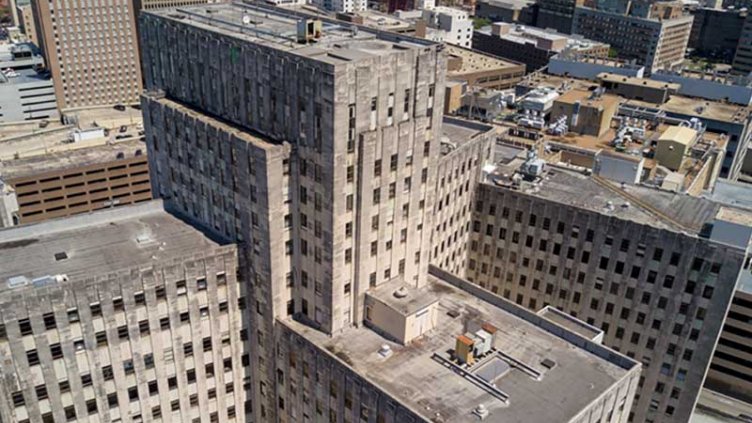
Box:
[473,17,491,30]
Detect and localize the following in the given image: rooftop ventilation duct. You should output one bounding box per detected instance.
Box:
[473,404,490,420]
[7,274,68,289]
[393,287,409,298]
[378,344,393,358]
[7,276,29,288]
[136,234,152,244]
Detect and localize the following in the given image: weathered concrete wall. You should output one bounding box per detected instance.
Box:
[0,245,246,423]
[275,320,429,423]
[465,182,747,423]
[429,118,494,277]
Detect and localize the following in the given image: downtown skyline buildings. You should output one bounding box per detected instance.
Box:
[0,1,750,422]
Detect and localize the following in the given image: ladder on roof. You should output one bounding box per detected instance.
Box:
[591,175,697,233]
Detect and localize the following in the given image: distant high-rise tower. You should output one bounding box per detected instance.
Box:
[572,1,694,73]
[16,5,38,46]
[31,0,143,109]
[7,0,21,27]
[536,0,585,33]
[733,12,752,75]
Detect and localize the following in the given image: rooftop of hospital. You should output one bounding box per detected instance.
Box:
[482,151,748,235]
[0,201,232,296]
[145,2,436,65]
[282,269,639,423]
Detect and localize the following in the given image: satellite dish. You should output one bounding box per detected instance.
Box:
[242,15,252,25]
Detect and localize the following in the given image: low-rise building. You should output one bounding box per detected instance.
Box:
[456,89,515,120]
[0,139,151,226]
[517,85,561,115]
[0,201,252,423]
[0,43,42,70]
[550,89,619,136]
[599,73,680,104]
[415,6,474,48]
[562,69,752,180]
[473,23,609,72]
[0,43,56,123]
[340,9,413,33]
[507,72,742,189]
[548,53,646,80]
[0,109,151,226]
[618,95,752,180]
[0,69,57,123]
[516,71,601,96]
[311,0,365,13]
[650,69,752,106]
[502,90,727,194]
[445,44,526,90]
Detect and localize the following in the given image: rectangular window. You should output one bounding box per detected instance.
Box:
[103,365,114,381]
[43,313,56,330]
[12,391,24,407]
[36,384,48,400]
[81,373,93,387]
[19,319,32,336]
[27,349,40,366]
